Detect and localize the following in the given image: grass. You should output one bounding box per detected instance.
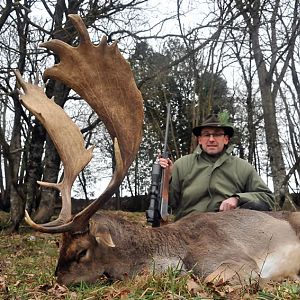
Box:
[1,211,300,299]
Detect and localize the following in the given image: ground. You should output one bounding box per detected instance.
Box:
[1,210,300,299]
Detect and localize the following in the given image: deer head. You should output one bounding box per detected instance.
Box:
[16,14,143,234]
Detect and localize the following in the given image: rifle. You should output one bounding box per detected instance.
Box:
[146,103,171,227]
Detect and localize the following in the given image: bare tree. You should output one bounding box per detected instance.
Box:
[232,0,300,203]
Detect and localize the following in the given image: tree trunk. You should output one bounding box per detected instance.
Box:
[24,121,46,214]
[0,102,10,211]
[235,0,289,206]
[5,0,31,232]
[7,97,24,232]
[34,135,61,223]
[249,12,288,205]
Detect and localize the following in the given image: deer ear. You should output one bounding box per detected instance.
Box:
[90,221,116,247]
[95,231,116,247]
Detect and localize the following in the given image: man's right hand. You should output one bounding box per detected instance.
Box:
[159,157,173,169]
[159,157,173,180]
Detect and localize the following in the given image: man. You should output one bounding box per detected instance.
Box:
[159,113,274,220]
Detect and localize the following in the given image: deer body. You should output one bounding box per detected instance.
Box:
[55,209,300,285]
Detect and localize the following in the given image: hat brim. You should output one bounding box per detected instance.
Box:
[192,125,234,138]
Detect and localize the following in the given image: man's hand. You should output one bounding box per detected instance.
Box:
[159,157,173,169]
[219,197,239,211]
[159,157,173,181]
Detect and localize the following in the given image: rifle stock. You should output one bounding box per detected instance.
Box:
[146,103,171,227]
[160,167,170,221]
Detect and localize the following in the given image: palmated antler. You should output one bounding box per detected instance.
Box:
[19,14,143,233]
[15,70,94,227]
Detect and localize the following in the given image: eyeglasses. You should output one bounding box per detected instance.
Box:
[200,133,225,139]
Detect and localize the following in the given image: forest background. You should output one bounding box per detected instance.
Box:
[0,0,300,232]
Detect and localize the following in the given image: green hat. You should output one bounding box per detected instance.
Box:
[192,113,234,137]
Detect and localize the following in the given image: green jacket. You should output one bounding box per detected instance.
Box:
[169,145,274,220]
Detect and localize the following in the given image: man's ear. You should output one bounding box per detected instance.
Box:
[224,135,230,145]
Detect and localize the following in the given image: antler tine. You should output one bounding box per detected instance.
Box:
[68,14,92,44]
[14,70,94,228]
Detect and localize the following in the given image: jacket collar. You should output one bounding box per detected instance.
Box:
[194,144,234,170]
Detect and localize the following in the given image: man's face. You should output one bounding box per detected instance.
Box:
[198,127,229,155]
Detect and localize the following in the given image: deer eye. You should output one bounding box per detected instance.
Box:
[77,249,88,262]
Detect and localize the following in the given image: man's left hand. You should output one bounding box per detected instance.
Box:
[219,197,239,211]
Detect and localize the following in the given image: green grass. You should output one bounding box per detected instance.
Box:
[1,211,300,299]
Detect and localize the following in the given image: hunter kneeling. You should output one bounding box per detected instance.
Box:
[159,113,274,220]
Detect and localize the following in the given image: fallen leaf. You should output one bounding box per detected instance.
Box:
[0,275,8,293]
[14,280,21,287]
[37,283,52,292]
[187,278,201,294]
[119,288,130,299]
[48,283,69,298]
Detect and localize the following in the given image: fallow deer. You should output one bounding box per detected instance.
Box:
[16,14,300,286]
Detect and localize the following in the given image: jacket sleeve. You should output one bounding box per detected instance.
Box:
[235,163,275,209]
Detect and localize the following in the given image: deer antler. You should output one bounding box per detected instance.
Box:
[41,15,143,170]
[15,70,94,227]
[20,14,143,233]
